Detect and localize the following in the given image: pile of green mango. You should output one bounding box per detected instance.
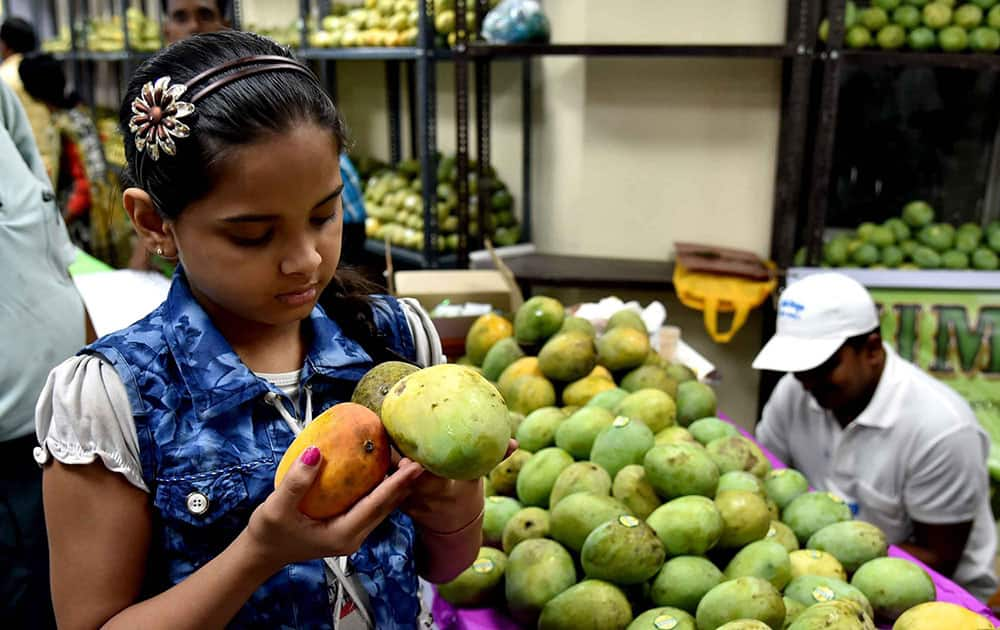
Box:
[820,0,1000,53]
[439,295,943,629]
[359,153,520,253]
[797,200,1000,271]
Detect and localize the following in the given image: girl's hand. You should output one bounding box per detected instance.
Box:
[399,438,518,533]
[403,472,483,534]
[245,446,423,571]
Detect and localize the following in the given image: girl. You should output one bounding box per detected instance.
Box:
[35,30,486,630]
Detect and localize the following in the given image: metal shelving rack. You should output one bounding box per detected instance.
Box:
[453,0,816,275]
[446,1,816,416]
[766,0,1000,409]
[451,2,819,417]
[801,0,1000,267]
[32,2,814,272]
[466,43,795,58]
[294,0,452,268]
[37,0,461,267]
[43,0,164,106]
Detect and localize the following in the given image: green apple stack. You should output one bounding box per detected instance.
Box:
[794,200,1000,271]
[819,0,1000,53]
[302,0,501,49]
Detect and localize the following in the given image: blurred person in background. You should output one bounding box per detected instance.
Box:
[0,76,92,630]
[161,0,230,43]
[19,52,131,268]
[1,16,58,182]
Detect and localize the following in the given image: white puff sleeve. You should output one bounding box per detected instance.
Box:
[34,354,149,492]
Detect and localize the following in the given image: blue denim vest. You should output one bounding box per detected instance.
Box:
[84,273,421,629]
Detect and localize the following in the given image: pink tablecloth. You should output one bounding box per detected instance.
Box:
[430,414,999,629]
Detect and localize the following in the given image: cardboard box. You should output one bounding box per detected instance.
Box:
[393,269,518,359]
[388,240,524,359]
[393,269,519,314]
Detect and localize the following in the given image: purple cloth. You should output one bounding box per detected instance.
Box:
[431,597,521,630]
[429,414,999,629]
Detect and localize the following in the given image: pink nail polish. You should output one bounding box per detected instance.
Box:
[301,446,320,466]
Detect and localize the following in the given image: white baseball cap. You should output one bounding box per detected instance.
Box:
[752,272,879,373]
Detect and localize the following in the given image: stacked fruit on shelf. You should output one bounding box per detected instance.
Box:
[243,23,302,49]
[800,200,1000,270]
[305,0,500,49]
[820,0,1000,53]
[420,298,981,629]
[42,26,72,53]
[76,7,161,52]
[307,0,420,48]
[96,115,126,168]
[361,153,520,252]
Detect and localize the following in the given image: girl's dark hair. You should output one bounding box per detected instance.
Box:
[19,52,80,109]
[119,30,346,219]
[120,30,405,363]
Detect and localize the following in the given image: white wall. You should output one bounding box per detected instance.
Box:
[533,1,785,260]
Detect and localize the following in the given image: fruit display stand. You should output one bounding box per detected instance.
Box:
[457,0,818,288]
[728,418,998,628]
[428,412,1000,629]
[35,0,530,270]
[35,1,824,275]
[432,299,1000,629]
[800,1,1000,270]
[293,0,534,269]
[763,0,1000,414]
[42,0,166,103]
[819,1,1000,57]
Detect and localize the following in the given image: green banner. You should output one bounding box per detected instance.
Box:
[872,288,1000,480]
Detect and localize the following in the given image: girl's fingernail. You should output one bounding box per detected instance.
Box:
[301,446,321,466]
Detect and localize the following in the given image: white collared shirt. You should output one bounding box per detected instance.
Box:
[756,344,998,601]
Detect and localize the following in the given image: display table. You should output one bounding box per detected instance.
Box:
[431,414,1000,629]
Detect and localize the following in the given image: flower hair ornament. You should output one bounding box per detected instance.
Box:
[128,54,319,165]
[129,76,193,161]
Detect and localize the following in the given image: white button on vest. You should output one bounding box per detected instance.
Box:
[186,492,210,515]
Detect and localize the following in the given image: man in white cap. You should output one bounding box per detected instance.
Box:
[753,272,997,602]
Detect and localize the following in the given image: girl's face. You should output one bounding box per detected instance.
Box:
[167,123,344,335]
